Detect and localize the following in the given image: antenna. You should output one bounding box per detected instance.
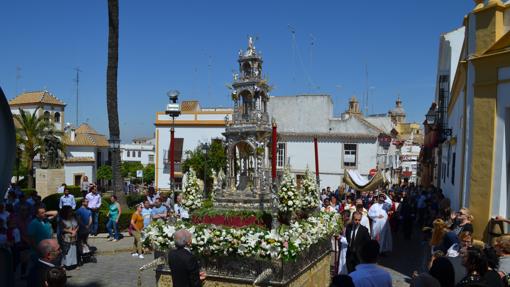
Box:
[74,67,82,126]
[288,25,297,87]
[364,64,369,115]
[207,54,212,100]
[309,34,315,68]
[15,66,22,95]
[287,25,318,92]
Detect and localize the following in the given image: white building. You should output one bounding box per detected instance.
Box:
[268,95,383,189]
[399,142,421,184]
[154,101,232,191]
[9,90,66,132]
[121,137,155,166]
[63,123,109,186]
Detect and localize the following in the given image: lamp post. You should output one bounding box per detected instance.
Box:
[166,90,181,192]
[201,143,210,198]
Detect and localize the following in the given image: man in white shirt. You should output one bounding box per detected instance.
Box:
[85,186,101,236]
[59,188,76,209]
[349,240,392,287]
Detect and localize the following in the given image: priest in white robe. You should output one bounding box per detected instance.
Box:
[368,193,393,253]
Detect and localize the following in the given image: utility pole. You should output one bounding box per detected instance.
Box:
[365,64,369,116]
[74,67,82,126]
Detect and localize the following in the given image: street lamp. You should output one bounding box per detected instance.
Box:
[425,109,437,125]
[201,143,210,198]
[166,90,181,192]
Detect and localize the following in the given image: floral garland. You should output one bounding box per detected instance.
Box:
[277,169,300,213]
[182,168,203,210]
[141,212,341,261]
[300,169,319,210]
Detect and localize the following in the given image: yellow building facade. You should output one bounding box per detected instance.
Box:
[445,0,510,239]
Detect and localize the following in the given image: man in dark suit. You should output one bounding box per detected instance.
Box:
[346,211,370,273]
[168,229,206,287]
[27,239,64,287]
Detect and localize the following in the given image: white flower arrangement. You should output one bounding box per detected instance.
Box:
[300,168,320,210]
[182,168,203,210]
[142,212,341,261]
[277,169,300,213]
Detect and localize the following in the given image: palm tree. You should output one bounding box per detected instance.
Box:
[14,108,63,188]
[106,0,124,204]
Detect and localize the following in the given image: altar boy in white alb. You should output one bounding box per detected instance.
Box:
[368,193,392,253]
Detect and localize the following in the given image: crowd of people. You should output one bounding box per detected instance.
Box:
[3,177,510,287]
[0,180,193,286]
[324,184,510,287]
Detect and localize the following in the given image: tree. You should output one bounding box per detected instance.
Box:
[121,161,143,178]
[14,108,62,188]
[182,140,227,196]
[143,164,155,184]
[106,0,124,205]
[97,165,113,189]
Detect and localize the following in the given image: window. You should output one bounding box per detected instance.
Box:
[43,111,50,122]
[54,112,60,123]
[138,151,141,157]
[127,150,130,157]
[277,143,286,168]
[148,154,154,163]
[343,144,357,167]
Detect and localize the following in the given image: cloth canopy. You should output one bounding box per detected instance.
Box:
[343,169,387,192]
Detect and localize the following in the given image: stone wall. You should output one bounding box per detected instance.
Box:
[35,168,65,198]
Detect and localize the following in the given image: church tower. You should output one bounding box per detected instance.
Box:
[216,37,273,210]
[388,96,406,124]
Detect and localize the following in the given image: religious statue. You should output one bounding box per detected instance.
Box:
[211,169,218,190]
[217,168,225,189]
[41,133,63,169]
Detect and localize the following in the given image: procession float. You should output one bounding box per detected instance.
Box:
[141,38,341,287]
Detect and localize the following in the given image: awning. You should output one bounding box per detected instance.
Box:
[343,169,387,192]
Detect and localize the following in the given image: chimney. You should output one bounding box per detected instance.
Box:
[70,128,76,142]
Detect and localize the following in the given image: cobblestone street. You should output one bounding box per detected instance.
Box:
[66,251,156,287]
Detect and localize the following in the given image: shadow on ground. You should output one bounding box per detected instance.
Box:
[378,226,425,285]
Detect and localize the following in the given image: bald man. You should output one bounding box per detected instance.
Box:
[168,229,206,287]
[28,239,62,287]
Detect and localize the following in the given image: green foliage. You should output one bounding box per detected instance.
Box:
[121,161,144,179]
[97,208,135,233]
[66,185,82,197]
[182,140,226,196]
[97,165,113,181]
[202,198,213,209]
[143,164,155,184]
[126,193,146,208]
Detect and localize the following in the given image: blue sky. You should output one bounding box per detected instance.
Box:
[0,1,474,142]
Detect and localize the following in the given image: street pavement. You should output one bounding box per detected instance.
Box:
[14,228,424,287]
